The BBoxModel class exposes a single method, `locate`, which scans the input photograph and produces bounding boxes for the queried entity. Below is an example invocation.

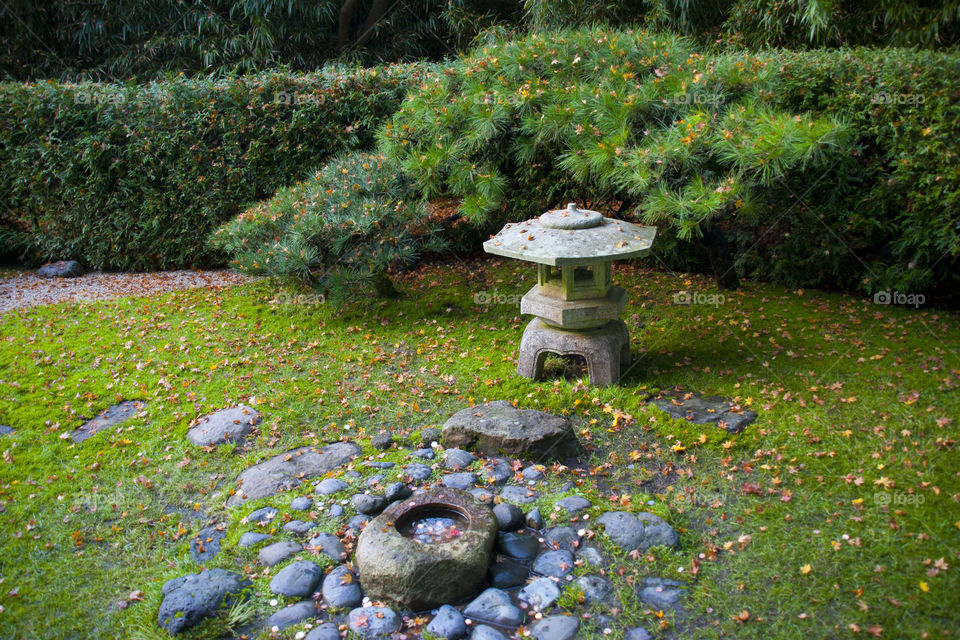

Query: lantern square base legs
[518,317,631,386]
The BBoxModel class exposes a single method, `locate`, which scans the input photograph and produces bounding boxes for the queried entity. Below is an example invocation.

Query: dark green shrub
[211,151,448,300]
[0,64,432,270]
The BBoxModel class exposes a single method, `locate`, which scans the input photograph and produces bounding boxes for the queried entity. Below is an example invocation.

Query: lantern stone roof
[483,203,657,267]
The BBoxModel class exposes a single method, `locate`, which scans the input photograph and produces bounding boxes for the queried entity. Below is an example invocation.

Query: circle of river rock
[150,400,730,640]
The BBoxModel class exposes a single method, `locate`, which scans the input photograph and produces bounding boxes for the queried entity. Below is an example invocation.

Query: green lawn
[0,259,957,639]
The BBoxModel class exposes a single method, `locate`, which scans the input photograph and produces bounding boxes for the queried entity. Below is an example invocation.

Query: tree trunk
[703,221,740,290]
[356,0,391,46]
[337,0,391,50]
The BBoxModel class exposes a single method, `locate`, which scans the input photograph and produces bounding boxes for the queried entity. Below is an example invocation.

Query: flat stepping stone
[269,560,324,598]
[348,605,400,637]
[351,493,386,515]
[290,496,313,511]
[305,623,340,640]
[651,392,757,434]
[328,504,345,517]
[471,626,508,640]
[38,260,84,278]
[426,604,466,639]
[463,588,524,627]
[227,442,360,506]
[345,515,369,532]
[543,526,580,552]
[307,532,346,561]
[576,544,608,568]
[238,532,272,548]
[529,614,579,640]
[500,485,538,504]
[596,511,678,551]
[444,448,477,469]
[442,472,478,490]
[283,520,316,535]
[72,400,144,443]
[533,549,574,579]
[482,459,512,485]
[364,460,395,469]
[518,577,560,611]
[411,448,435,459]
[497,531,540,560]
[639,577,687,610]
[189,526,225,563]
[263,600,318,630]
[370,432,394,450]
[404,463,433,481]
[522,465,545,481]
[186,405,259,446]
[575,575,614,604]
[158,569,250,634]
[315,478,350,495]
[442,400,581,461]
[246,506,278,523]
[384,481,412,502]
[488,557,528,588]
[366,474,385,486]
[555,495,592,515]
[322,565,363,608]
[259,541,302,566]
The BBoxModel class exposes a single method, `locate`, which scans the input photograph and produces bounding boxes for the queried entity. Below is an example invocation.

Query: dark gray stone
[533,550,574,579]
[420,427,442,445]
[471,626,508,640]
[651,393,757,434]
[322,565,363,609]
[493,502,523,532]
[315,478,350,495]
[157,569,250,634]
[575,575,613,604]
[366,474,385,486]
[463,588,523,627]
[228,442,361,506]
[444,448,477,469]
[0,426,13,437]
[525,507,545,529]
[347,606,400,637]
[345,515,369,532]
[38,260,84,278]
[411,447,435,460]
[499,485,538,505]
[72,400,144,443]
[259,541,302,566]
[482,459,512,485]
[469,487,495,503]
[555,495,592,515]
[442,472,478,490]
[189,526,225,564]
[518,577,560,611]
[351,493,386,515]
[529,614,579,640]
[522,465,545,481]
[497,531,540,560]
[488,557,528,588]
[269,560,324,598]
[283,520,316,535]
[307,532,346,562]
[384,481,412,502]
[543,526,579,552]
[596,511,678,551]
[576,544,608,568]
[263,600,318,630]
[426,604,467,639]
[239,532,272,548]
[639,577,687,610]
[328,504,345,517]
[305,623,340,640]
[442,401,581,461]
[247,506,278,524]
[365,461,395,469]
[371,431,394,450]
[404,463,433,481]
[290,496,313,511]
[186,405,259,447]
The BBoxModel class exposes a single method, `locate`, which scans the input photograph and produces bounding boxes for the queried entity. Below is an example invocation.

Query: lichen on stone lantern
[483,203,656,385]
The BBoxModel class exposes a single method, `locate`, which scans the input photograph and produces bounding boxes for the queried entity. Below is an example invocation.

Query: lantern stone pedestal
[518,317,630,385]
[483,203,656,387]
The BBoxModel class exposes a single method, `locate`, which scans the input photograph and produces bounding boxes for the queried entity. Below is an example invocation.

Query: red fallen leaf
[690,557,700,576]
[733,610,750,623]
[867,626,884,637]
[742,483,763,495]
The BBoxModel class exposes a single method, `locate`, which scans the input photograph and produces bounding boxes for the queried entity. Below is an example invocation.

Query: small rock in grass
[525,507,545,529]
[500,485,538,504]
[420,427,442,445]
[259,541,302,567]
[404,463,433,481]
[575,574,614,604]
[315,478,349,495]
[290,496,313,511]
[469,487,495,503]
[518,577,560,611]
[347,605,400,637]
[322,565,363,609]
[443,448,477,470]
[555,495,592,515]
[307,532,346,561]
[263,600,317,630]
[441,472,478,490]
[157,569,250,634]
[463,588,523,627]
[365,460,394,469]
[345,515,369,532]
[186,405,259,447]
[238,532,272,548]
[246,506,278,523]
[625,629,653,640]
[576,544,608,568]
[37,260,84,278]
[639,577,687,610]
[522,465,545,481]
[366,474,385,486]
[411,448,435,459]
[596,511,678,551]
[351,493,387,515]
[482,458,512,485]
[532,549,574,579]
[425,604,466,639]
[529,614,579,640]
[189,526,225,563]
[493,502,523,532]
[305,622,340,640]
[384,481,412,502]
[543,526,579,552]
[283,519,316,535]
[269,560,324,598]
[0,426,14,436]
[470,625,508,640]
[371,431,394,450]
[328,504,345,517]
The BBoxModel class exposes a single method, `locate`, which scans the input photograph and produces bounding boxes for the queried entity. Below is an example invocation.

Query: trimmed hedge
[0,64,432,270]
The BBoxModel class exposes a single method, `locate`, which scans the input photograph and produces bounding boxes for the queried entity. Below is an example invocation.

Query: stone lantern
[483,203,656,385]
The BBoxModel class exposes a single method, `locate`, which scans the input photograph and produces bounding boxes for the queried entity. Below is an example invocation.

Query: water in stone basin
[406,517,463,544]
